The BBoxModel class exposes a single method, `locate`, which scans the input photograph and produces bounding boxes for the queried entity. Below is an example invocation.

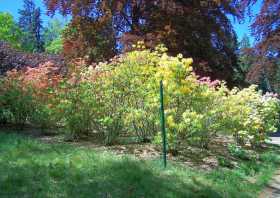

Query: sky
[0,0,261,45]
[0,0,69,25]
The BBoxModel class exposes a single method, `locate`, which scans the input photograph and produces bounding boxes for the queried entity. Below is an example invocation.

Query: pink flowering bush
[0,62,62,128]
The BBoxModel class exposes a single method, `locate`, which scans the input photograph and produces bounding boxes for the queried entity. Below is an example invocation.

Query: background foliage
[0,12,23,49]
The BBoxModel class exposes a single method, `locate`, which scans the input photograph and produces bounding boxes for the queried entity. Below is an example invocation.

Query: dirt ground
[1,126,241,171]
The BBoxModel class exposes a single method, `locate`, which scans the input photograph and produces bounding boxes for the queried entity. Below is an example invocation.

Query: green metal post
[160,80,167,168]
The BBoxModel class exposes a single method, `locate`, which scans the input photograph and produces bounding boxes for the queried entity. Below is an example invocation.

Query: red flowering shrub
[0,70,35,126]
[0,61,62,128]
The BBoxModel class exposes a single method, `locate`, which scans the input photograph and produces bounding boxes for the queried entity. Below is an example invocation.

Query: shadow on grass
[0,133,223,198]
[0,132,277,198]
[0,158,221,198]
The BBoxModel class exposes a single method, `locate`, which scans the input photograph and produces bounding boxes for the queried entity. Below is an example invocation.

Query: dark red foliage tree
[44,0,242,84]
[238,0,280,91]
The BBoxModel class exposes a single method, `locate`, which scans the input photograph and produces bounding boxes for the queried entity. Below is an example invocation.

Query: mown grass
[0,131,280,198]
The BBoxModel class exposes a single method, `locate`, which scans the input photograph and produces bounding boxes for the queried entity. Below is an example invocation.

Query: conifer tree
[18,0,44,52]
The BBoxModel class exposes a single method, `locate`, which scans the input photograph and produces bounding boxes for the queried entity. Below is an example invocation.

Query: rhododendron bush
[0,44,279,149]
[0,62,62,128]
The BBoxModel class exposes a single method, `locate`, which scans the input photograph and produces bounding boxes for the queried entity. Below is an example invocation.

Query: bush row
[0,41,65,75]
[0,44,279,150]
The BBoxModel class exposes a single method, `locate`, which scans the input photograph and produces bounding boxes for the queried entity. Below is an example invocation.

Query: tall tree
[18,0,44,52]
[0,12,23,49]
[44,0,241,85]
[235,34,254,82]
[251,0,280,57]
[237,0,280,91]
[239,34,251,50]
[238,0,280,56]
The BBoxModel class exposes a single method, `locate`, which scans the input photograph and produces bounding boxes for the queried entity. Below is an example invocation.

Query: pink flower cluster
[4,61,62,101]
[197,77,221,88]
[263,92,279,99]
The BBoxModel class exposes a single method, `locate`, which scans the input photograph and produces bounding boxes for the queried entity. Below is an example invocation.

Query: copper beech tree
[44,0,246,85]
[236,0,280,91]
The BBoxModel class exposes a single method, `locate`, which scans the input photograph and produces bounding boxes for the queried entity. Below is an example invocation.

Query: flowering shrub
[0,70,36,127]
[65,48,160,143]
[100,49,160,142]
[55,80,100,139]
[220,86,280,146]
[0,62,62,128]
[0,43,279,150]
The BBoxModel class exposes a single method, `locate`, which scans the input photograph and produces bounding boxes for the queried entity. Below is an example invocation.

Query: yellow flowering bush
[96,47,161,142]
[76,43,198,144]
[220,86,280,146]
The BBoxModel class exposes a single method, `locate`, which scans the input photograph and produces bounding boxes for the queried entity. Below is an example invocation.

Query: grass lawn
[0,131,280,198]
